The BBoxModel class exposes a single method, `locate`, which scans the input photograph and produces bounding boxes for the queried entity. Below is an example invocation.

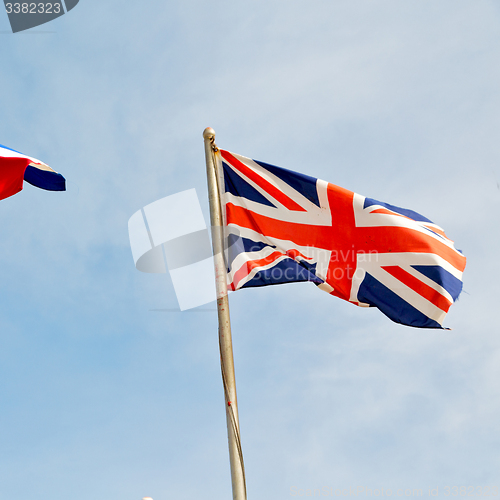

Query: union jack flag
[216,149,466,329]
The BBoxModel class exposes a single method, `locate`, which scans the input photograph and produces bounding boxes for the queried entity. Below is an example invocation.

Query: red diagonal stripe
[382,266,452,313]
[232,250,285,288]
[220,150,306,212]
[371,208,411,218]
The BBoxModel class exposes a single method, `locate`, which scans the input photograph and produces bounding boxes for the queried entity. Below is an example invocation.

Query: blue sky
[0,1,499,499]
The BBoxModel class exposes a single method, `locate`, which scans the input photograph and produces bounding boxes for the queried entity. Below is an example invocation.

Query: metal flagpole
[203,127,247,500]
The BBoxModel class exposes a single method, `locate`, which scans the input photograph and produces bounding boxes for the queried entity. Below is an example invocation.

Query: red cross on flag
[217,149,466,329]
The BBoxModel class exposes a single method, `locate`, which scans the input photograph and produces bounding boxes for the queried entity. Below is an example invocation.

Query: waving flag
[217,149,466,329]
[0,144,66,201]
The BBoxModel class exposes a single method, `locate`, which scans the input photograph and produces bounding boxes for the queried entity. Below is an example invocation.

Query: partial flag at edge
[0,143,66,201]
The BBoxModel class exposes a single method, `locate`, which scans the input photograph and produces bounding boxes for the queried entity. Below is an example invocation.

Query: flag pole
[203,127,247,500]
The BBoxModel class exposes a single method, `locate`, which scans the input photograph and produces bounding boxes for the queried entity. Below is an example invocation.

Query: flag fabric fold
[0,144,66,201]
[216,149,466,329]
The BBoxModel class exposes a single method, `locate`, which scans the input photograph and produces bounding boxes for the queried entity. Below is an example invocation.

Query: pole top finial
[203,127,216,140]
